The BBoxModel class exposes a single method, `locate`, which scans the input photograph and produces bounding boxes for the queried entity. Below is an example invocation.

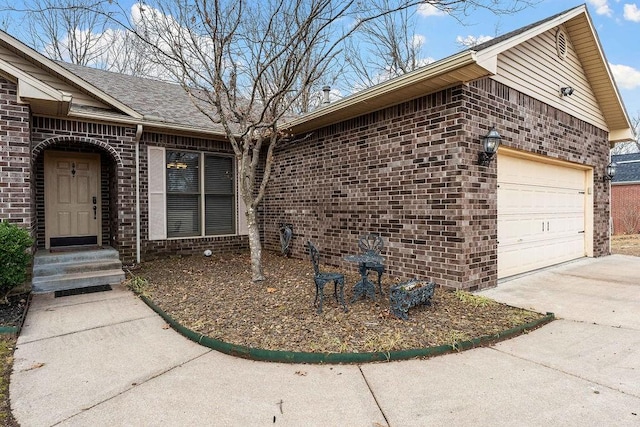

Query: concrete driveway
[10,255,640,426]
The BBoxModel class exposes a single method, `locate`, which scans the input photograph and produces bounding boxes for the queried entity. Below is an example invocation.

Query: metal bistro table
[344,253,385,303]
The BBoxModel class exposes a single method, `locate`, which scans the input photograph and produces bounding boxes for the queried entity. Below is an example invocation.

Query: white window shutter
[237,160,249,235]
[148,146,167,240]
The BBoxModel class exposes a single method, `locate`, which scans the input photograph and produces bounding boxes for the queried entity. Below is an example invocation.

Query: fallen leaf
[24,362,45,372]
[267,287,277,293]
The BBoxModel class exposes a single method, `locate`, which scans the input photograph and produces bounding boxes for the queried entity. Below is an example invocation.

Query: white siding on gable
[492,26,607,131]
[0,45,111,109]
[147,146,167,240]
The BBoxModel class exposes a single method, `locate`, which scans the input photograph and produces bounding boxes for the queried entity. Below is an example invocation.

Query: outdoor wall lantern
[478,126,501,166]
[603,162,617,182]
[560,86,574,96]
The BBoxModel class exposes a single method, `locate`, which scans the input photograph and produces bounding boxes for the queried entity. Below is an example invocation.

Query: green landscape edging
[0,326,18,335]
[0,292,32,336]
[140,295,555,364]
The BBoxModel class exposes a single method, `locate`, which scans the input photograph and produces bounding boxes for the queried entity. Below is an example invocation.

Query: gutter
[68,109,230,140]
[135,124,143,264]
[282,50,479,132]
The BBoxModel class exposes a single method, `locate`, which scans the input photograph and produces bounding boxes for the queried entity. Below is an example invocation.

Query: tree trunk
[245,206,264,282]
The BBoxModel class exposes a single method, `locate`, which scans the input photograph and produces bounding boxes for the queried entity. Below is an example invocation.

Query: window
[166,151,234,238]
[205,156,235,235]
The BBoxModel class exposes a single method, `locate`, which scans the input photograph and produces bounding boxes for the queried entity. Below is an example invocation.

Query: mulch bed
[0,294,29,328]
[133,251,546,354]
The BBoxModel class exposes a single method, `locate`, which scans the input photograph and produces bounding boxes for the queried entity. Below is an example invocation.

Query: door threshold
[49,245,102,253]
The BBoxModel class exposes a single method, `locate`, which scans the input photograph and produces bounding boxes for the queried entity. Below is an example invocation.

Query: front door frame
[44,150,102,249]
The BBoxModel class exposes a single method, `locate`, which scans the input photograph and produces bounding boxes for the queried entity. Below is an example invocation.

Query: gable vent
[556,29,568,60]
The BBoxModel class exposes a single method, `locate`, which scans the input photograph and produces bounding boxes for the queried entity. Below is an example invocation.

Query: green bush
[0,221,33,303]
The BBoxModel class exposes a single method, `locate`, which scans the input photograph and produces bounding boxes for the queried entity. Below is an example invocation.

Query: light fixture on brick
[478,126,501,167]
[603,162,617,182]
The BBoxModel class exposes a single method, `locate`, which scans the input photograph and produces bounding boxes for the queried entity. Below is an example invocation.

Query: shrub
[0,221,33,303]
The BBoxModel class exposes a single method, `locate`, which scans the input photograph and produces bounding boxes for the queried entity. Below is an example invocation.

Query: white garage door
[497,154,588,278]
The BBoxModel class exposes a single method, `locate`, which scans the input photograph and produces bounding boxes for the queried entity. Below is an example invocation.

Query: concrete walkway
[10,255,640,426]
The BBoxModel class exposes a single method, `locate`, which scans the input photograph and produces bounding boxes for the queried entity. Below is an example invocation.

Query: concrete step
[31,247,126,294]
[31,269,126,294]
[32,259,124,277]
[34,248,121,266]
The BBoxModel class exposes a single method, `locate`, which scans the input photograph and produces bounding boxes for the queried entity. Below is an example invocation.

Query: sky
[1,1,639,121]
[412,0,640,119]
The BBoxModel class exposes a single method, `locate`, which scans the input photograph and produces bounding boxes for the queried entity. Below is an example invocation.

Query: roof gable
[0,31,141,119]
[0,29,227,136]
[0,5,631,143]
[287,5,632,143]
[474,5,631,143]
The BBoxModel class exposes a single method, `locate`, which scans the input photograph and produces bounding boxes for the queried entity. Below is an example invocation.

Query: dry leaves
[136,251,545,354]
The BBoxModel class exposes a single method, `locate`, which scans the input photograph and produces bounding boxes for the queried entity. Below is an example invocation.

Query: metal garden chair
[307,240,348,314]
[358,233,386,295]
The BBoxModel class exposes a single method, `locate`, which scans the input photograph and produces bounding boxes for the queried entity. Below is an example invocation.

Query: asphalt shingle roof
[612,153,640,183]
[57,61,224,133]
[472,7,576,52]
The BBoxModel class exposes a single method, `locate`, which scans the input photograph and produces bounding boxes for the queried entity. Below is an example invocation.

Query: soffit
[284,52,491,134]
[286,5,632,143]
[563,14,632,141]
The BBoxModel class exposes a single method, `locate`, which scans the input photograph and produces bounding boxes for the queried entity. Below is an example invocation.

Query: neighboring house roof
[612,153,640,183]
[284,5,632,144]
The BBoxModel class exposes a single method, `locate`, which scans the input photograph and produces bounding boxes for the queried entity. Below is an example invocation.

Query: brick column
[0,78,31,230]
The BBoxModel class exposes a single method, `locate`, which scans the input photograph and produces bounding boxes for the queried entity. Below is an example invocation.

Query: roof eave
[612,181,640,186]
[474,5,587,58]
[68,108,230,140]
[564,8,632,138]
[0,31,143,120]
[284,50,489,134]
[609,128,635,145]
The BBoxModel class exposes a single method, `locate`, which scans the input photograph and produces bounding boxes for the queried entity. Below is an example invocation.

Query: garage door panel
[499,234,585,278]
[498,215,546,243]
[498,154,588,279]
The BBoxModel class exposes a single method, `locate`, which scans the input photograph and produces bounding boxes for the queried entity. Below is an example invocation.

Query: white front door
[44,151,101,249]
[497,153,588,278]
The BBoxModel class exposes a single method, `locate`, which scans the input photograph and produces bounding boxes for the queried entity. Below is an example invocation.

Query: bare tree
[121,0,537,282]
[1,0,159,77]
[4,0,538,281]
[15,0,113,65]
[343,0,425,89]
[99,29,162,78]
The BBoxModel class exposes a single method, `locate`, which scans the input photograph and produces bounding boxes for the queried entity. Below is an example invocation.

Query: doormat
[54,285,112,298]
[49,245,101,253]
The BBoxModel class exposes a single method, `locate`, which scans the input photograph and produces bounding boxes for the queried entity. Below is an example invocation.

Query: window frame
[165,149,236,239]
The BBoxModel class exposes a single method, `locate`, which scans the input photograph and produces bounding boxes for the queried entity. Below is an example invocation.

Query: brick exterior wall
[263,78,610,290]
[30,120,249,263]
[1,75,611,278]
[138,133,248,260]
[31,117,138,262]
[611,183,640,235]
[0,78,31,232]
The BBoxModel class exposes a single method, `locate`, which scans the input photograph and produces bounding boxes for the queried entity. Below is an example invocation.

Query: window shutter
[147,146,166,240]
